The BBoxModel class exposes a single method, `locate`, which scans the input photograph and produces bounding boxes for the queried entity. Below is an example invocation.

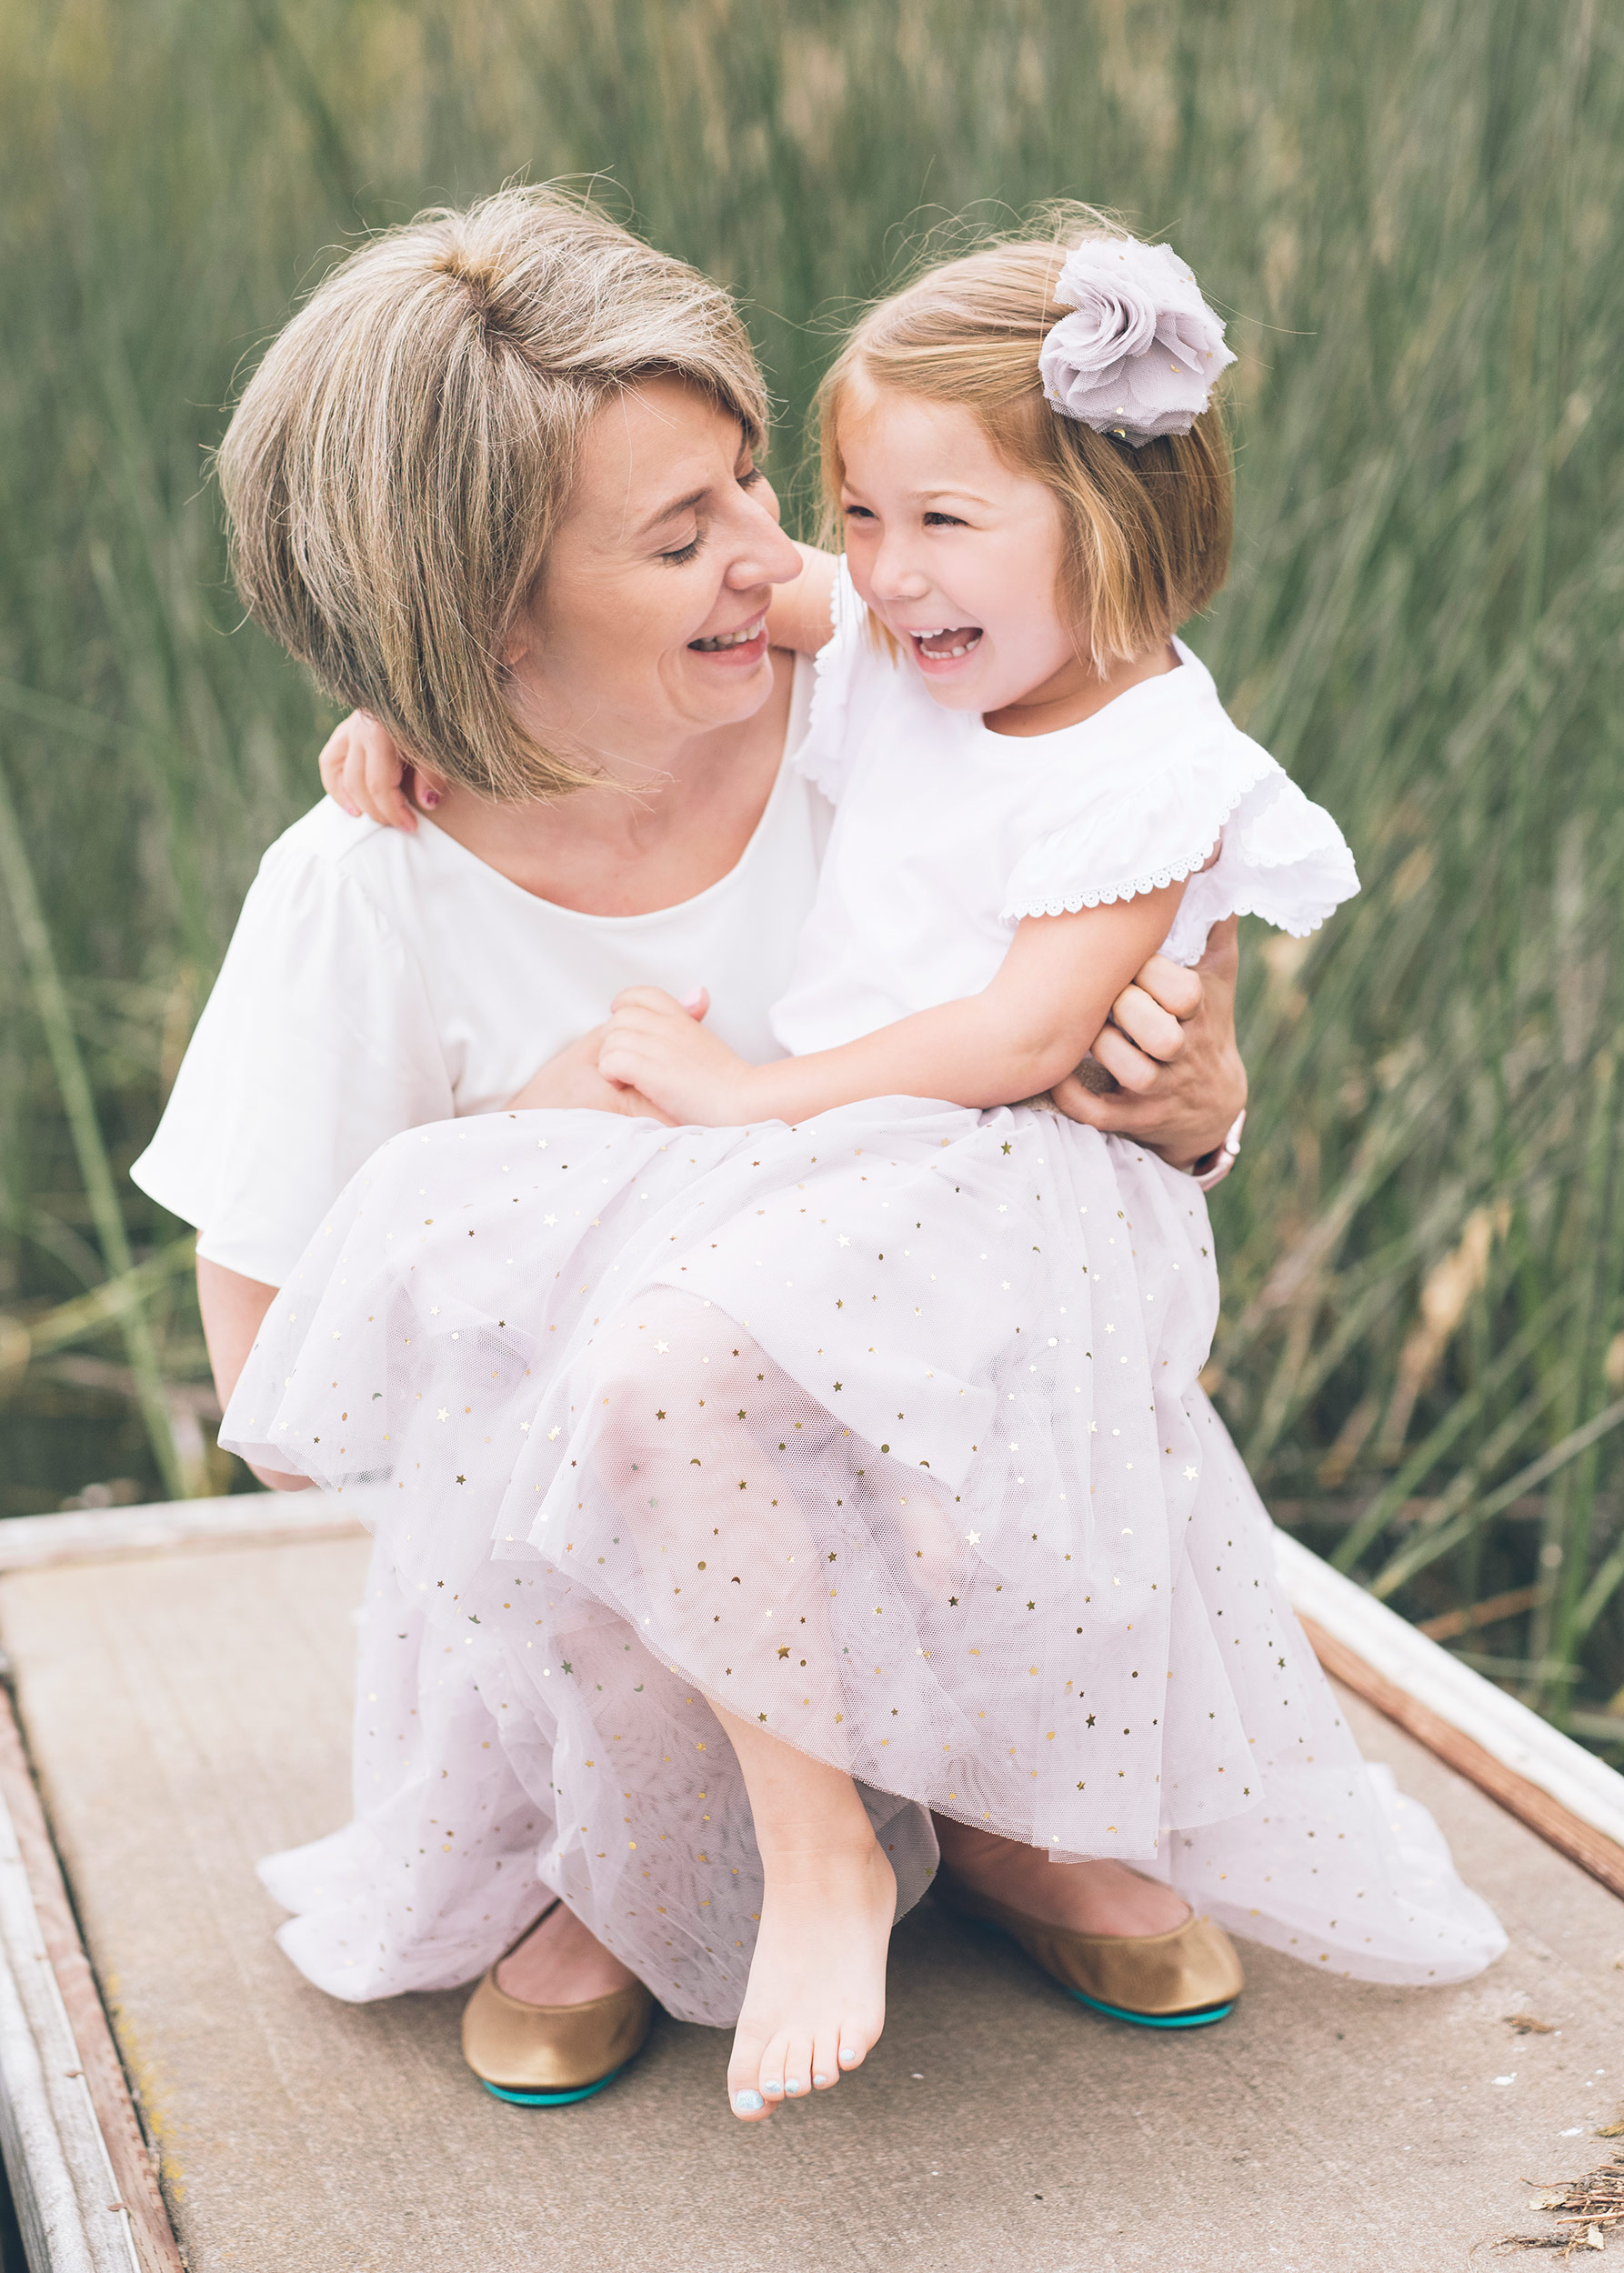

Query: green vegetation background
[2,0,1621,1746]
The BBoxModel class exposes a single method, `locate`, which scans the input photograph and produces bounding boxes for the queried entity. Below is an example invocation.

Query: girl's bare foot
[727,1837,896,2122]
[933,1819,1189,1938]
[496,1898,639,2006]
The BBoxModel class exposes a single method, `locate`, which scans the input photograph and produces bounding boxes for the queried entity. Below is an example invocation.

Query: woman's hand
[1050,917,1247,1171]
[504,1022,673,1119]
[597,986,752,1126]
[318,711,443,832]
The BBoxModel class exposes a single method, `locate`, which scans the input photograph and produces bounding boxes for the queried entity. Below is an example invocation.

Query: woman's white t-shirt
[133,660,825,1286]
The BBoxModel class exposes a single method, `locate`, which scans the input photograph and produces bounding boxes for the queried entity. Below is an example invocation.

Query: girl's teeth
[916,627,981,659]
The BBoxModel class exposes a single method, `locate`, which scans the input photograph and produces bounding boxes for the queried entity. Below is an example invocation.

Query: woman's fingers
[1049,1067,1138,1131]
[1108,980,1189,1065]
[1126,953,1203,1025]
[1090,1019,1165,1094]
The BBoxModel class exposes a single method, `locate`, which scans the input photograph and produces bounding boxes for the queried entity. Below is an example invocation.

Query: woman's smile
[689,610,769,661]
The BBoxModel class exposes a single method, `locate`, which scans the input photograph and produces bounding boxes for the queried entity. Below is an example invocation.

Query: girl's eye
[843,503,877,522]
[923,510,966,528]
[660,532,703,565]
[737,465,766,489]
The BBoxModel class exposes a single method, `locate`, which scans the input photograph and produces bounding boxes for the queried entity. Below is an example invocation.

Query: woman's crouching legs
[712,1702,896,2121]
[931,1816,1188,1936]
[495,1900,639,2005]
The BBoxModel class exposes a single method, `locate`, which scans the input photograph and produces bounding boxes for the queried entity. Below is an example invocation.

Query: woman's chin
[678,642,777,718]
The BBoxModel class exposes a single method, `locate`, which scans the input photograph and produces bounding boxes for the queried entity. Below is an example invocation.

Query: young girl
[226,223,1503,2121]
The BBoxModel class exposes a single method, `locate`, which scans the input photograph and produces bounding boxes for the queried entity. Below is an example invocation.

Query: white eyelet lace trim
[999,746,1278,924]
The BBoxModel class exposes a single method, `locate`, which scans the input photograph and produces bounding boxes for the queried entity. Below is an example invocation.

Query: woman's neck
[421,650,796,917]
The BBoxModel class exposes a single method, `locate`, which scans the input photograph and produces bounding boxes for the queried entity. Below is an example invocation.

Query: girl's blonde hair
[217,185,768,802]
[817,212,1233,667]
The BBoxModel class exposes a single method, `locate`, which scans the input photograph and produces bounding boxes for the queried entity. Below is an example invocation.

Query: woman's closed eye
[922,509,967,528]
[661,467,767,563]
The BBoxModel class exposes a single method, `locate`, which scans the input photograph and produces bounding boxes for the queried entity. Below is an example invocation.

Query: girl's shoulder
[791,556,923,803]
[1001,646,1358,951]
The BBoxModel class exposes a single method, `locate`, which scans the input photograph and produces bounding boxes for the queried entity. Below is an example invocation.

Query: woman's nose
[726,495,806,591]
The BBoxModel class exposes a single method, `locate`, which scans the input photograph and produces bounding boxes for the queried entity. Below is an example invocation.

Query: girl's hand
[1051,917,1247,1170]
[502,1024,670,1120]
[318,711,442,832]
[598,986,754,1126]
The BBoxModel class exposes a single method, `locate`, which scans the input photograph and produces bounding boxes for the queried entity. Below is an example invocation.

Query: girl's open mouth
[689,614,767,658]
[908,625,984,669]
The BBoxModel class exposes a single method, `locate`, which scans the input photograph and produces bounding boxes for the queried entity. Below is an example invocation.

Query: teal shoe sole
[1069,1989,1235,2029]
[957,1911,1236,2030]
[480,2066,625,2107]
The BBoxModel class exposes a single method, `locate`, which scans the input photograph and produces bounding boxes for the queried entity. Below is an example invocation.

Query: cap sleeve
[790,556,898,804]
[130,822,452,1284]
[1161,766,1359,965]
[999,730,1358,964]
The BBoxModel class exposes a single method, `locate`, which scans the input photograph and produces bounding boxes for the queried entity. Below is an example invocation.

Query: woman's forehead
[573,379,751,532]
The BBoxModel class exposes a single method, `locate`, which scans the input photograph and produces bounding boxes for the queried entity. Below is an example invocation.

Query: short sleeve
[999,729,1358,965]
[790,556,899,804]
[130,828,452,1285]
[1161,766,1360,965]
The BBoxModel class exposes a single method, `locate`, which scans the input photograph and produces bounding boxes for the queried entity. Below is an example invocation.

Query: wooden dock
[0,1498,1619,2272]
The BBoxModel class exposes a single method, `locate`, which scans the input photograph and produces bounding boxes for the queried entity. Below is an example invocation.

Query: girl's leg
[932,1817,1188,1935]
[712,1701,896,2123]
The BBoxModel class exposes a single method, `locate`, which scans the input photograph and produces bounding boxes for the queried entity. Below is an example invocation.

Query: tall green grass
[1,0,1620,1745]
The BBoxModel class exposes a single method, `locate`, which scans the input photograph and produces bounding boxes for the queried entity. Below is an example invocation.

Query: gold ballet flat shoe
[462,1905,655,2105]
[937,1870,1243,2029]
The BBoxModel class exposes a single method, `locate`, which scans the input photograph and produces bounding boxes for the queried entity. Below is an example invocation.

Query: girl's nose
[871,542,930,604]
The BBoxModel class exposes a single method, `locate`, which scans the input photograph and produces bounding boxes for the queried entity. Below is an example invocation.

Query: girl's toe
[780,2034,815,2099]
[811,2025,842,2088]
[757,2029,793,2102]
[728,2026,774,2119]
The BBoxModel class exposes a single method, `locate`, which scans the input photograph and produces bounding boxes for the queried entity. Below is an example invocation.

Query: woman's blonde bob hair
[216,185,768,801]
[817,211,1233,667]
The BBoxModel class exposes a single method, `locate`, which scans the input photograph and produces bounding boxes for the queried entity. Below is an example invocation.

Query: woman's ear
[408,766,448,813]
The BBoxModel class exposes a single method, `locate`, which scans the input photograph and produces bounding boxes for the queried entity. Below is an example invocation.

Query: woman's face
[509,375,803,767]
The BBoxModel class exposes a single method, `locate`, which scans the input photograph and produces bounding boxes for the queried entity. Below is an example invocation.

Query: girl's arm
[317,545,838,828]
[596,883,1187,1126]
[766,545,838,657]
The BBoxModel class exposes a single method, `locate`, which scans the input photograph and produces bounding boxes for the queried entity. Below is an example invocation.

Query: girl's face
[837,381,1088,717]
[510,375,803,766]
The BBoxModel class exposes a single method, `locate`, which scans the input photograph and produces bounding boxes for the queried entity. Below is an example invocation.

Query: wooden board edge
[1298,1611,1624,1903]
[0,1691,185,2273]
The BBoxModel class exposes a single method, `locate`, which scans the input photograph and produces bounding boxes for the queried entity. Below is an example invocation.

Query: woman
[134,186,1251,2100]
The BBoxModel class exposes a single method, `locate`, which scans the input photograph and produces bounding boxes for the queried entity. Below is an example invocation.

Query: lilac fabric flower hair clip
[1038,237,1237,446]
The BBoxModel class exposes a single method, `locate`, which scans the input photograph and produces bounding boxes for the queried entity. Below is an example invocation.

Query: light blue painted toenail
[785,2080,801,2094]
[762,2080,784,2098]
[813,2073,830,2087]
[734,2090,764,2112]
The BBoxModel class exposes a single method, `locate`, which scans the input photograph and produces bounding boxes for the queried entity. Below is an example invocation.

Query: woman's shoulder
[251,797,456,935]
